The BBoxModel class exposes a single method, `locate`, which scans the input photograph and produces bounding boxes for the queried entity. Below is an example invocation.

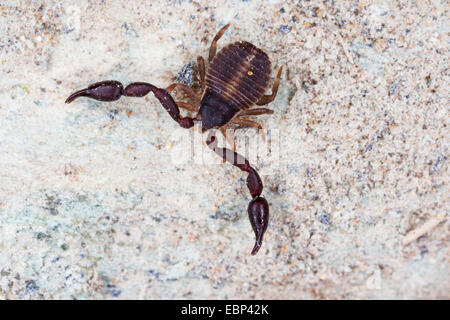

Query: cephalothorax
[66,24,282,255]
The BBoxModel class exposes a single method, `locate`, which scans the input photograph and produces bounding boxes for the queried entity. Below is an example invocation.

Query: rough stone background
[0,0,448,299]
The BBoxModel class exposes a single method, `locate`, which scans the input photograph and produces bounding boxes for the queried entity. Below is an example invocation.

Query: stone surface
[0,0,448,299]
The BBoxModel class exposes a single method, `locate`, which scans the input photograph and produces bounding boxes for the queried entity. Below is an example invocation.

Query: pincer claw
[65,80,123,103]
[248,196,269,255]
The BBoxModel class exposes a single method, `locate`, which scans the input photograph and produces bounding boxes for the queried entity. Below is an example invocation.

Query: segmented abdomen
[205,41,271,110]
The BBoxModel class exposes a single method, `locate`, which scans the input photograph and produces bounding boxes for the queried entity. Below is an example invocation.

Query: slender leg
[238,108,274,117]
[65,80,196,128]
[197,56,206,91]
[256,66,283,106]
[166,83,201,101]
[206,131,269,255]
[209,23,230,62]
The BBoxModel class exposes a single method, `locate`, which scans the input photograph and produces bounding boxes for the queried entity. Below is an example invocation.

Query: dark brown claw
[248,196,269,255]
[65,81,195,129]
[206,133,269,255]
[65,80,123,103]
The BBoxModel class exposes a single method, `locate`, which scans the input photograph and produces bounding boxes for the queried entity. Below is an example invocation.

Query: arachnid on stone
[65,24,283,255]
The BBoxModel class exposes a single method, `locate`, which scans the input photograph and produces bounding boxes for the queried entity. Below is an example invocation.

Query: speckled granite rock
[0,0,448,299]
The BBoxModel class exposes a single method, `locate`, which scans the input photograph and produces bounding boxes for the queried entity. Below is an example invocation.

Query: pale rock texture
[0,0,448,299]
